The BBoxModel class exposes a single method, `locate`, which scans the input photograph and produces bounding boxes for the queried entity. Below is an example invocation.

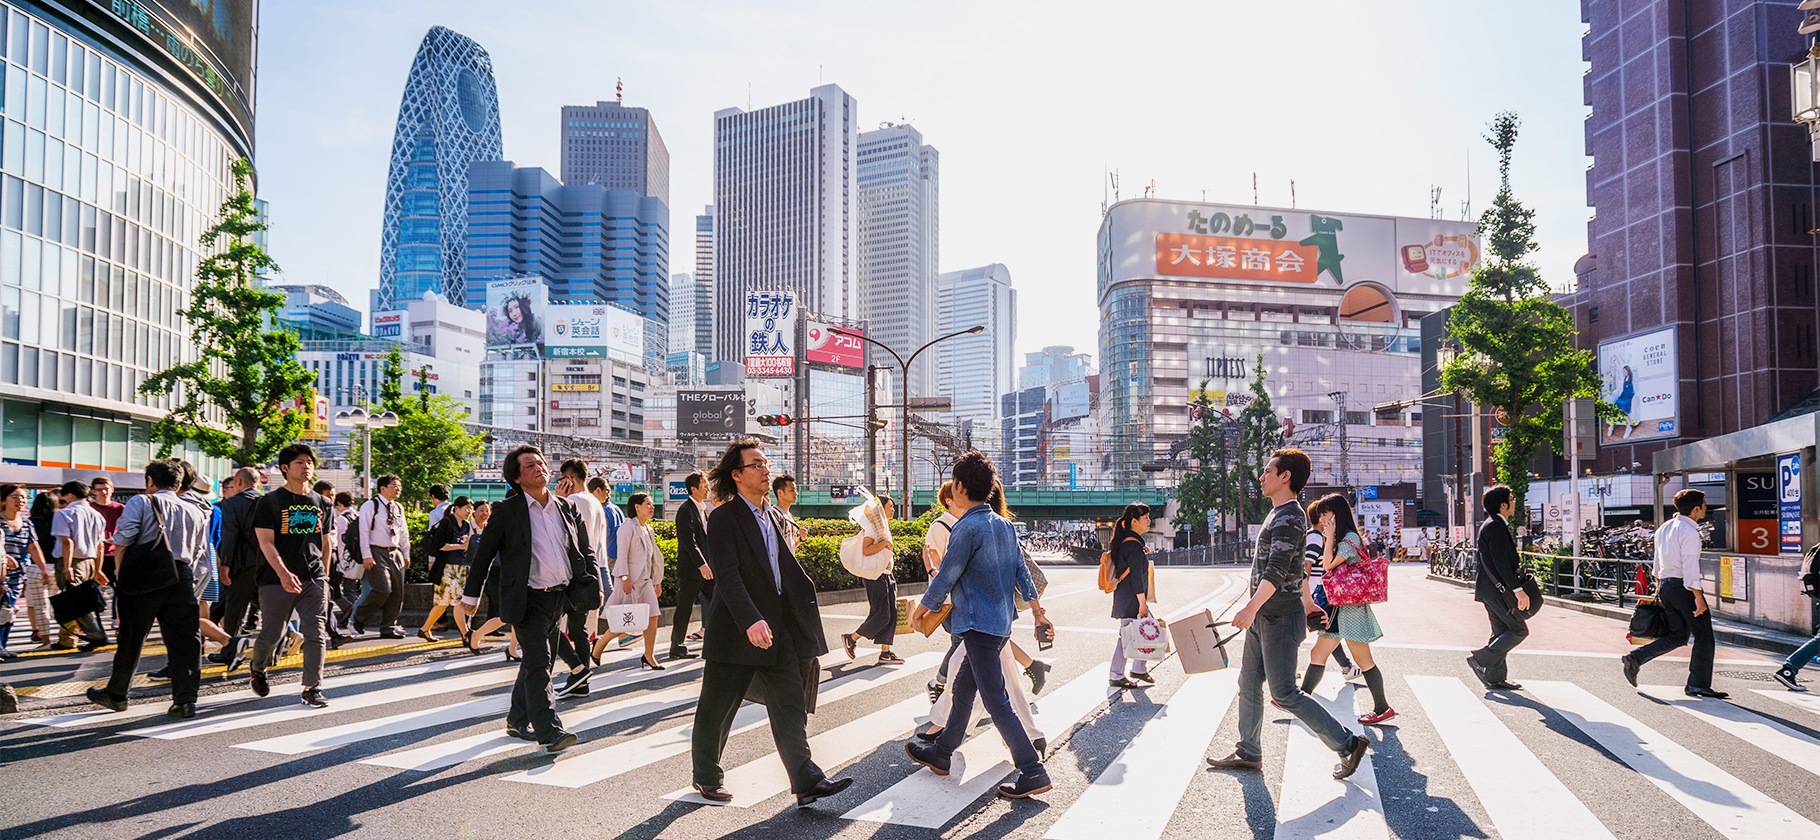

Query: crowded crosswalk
[10,568,1818,839]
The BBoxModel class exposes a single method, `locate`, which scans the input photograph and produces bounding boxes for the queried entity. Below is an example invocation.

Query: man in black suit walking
[461,444,601,754]
[1468,484,1529,690]
[689,439,852,808]
[668,471,713,661]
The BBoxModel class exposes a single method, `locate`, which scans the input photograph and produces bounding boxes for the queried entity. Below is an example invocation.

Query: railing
[1152,539,1252,566]
[1520,550,1655,607]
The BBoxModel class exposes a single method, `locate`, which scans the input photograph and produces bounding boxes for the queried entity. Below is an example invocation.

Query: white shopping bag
[603,603,653,634]
[1120,616,1170,661]
[1169,609,1236,673]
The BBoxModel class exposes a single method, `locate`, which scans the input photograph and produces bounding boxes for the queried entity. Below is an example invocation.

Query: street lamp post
[334,407,400,494]
[833,325,984,520]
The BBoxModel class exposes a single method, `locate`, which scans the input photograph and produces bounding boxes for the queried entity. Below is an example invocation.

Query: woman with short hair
[604,492,666,670]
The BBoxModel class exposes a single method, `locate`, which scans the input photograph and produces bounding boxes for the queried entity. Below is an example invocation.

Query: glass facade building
[559,100,668,207]
[936,264,1016,458]
[1,1,256,486]
[855,123,937,397]
[376,26,502,312]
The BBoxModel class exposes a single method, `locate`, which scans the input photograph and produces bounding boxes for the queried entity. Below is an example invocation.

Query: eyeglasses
[736,459,772,472]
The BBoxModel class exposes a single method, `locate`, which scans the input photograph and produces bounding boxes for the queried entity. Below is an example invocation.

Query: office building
[376,26,503,312]
[0,0,259,485]
[856,123,938,397]
[998,348,1097,489]
[559,99,669,206]
[465,160,669,369]
[712,85,855,363]
[693,207,713,357]
[480,355,650,440]
[1097,198,1470,487]
[274,285,362,334]
[936,264,1017,456]
[669,272,695,353]
[1567,0,1820,474]
[1019,345,1093,390]
[666,350,704,386]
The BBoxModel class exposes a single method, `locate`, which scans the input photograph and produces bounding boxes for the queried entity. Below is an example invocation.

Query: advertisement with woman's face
[485,277,547,356]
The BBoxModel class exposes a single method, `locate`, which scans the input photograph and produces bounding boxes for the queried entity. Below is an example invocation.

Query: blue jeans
[1236,611,1356,762]
[933,630,1044,778]
[1785,630,1820,675]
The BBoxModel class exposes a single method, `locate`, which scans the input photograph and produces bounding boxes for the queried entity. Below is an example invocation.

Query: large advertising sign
[545,304,642,364]
[1103,201,1480,301]
[1779,452,1803,555]
[805,320,864,369]
[371,310,407,339]
[677,390,746,440]
[1598,326,1678,446]
[1053,380,1091,421]
[744,291,797,377]
[485,277,547,356]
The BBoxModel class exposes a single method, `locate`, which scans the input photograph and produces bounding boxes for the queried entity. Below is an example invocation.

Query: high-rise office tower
[559,98,669,206]
[694,207,714,357]
[712,85,855,363]
[669,272,696,353]
[937,264,1017,453]
[856,124,938,398]
[377,26,504,311]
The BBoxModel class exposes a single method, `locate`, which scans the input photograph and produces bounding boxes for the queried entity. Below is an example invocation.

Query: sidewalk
[1422,569,1808,657]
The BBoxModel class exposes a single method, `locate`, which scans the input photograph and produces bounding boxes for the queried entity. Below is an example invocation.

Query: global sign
[677,390,747,440]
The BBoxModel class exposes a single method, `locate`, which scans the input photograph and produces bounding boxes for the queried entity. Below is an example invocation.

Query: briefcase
[1627,597,1669,645]
[50,580,106,626]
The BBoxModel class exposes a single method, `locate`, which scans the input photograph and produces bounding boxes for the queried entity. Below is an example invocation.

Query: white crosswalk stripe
[1641,685,1820,777]
[1275,681,1385,840]
[1406,675,1616,840]
[1525,680,1820,839]
[1044,669,1239,840]
[1755,687,1820,721]
[129,666,517,740]
[500,650,942,789]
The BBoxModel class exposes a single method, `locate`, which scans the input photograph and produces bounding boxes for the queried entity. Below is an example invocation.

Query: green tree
[1235,351,1286,524]
[1172,382,1242,542]
[1441,113,1605,524]
[355,346,485,508]
[140,158,313,467]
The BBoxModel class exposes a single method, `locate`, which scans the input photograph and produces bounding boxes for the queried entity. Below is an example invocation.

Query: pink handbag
[1324,535,1388,606]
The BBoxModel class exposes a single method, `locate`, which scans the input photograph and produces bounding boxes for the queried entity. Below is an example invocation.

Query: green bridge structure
[452,482,1174,522]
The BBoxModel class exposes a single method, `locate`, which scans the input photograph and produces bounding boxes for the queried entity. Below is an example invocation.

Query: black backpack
[1803,543,1820,599]
[341,509,364,564]
[117,501,181,595]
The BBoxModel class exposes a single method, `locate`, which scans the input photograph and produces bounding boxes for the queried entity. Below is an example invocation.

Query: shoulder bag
[1325,535,1389,606]
[1477,537,1543,619]
[116,500,181,595]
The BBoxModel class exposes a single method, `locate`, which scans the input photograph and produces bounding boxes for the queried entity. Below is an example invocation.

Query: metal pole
[1453,390,1465,538]
[1568,396,1583,575]
[363,425,371,498]
[866,364,879,495]
[901,370,911,519]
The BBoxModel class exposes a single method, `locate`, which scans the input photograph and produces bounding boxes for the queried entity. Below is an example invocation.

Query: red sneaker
[1357,707,1397,725]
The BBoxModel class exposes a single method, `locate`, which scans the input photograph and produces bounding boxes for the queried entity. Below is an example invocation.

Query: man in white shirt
[426,484,451,530]
[351,475,410,638]
[553,460,608,697]
[1621,488,1724,698]
[51,480,110,648]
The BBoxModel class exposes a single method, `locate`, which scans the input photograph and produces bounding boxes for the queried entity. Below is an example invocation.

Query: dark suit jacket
[702,496,828,667]
[676,497,711,588]
[462,490,601,625]
[216,490,263,572]
[1474,515,1521,605]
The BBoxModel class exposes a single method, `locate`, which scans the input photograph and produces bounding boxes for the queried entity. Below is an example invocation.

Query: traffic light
[755,414,793,427]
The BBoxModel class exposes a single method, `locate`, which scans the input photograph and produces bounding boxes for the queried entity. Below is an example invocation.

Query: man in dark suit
[668,470,713,660]
[461,444,600,754]
[689,440,851,808]
[215,467,264,636]
[1469,484,1529,690]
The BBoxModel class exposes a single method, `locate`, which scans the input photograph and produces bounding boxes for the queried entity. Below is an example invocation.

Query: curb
[2,580,929,719]
[1424,573,1805,657]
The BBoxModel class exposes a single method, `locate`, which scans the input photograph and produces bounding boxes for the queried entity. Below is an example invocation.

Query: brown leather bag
[910,603,954,637]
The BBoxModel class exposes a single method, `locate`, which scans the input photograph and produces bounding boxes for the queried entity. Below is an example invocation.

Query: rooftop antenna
[1430,185,1442,219]
[1460,150,1472,222]
[747,82,752,110]
[1110,170,1120,204]
[1253,173,1258,205]
[616,77,623,104]
[1291,179,1296,209]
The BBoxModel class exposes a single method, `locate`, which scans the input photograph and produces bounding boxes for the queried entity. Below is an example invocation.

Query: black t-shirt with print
[252,487,332,585]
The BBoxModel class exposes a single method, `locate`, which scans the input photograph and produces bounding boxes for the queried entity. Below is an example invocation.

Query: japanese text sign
[744,291,797,377]
[1155,233,1320,283]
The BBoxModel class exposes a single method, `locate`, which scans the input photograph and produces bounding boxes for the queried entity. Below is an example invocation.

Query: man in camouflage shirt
[1207,448,1369,780]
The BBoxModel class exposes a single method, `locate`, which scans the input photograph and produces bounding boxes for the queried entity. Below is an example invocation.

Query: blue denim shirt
[919,504,1036,637]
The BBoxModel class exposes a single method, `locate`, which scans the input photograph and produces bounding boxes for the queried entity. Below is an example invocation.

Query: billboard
[545,304,642,364]
[1598,326,1678,446]
[744,291,797,377]
[805,320,864,369]
[677,390,747,440]
[1102,201,1480,301]
[485,277,547,356]
[371,310,407,339]
[89,0,258,147]
[1053,380,1090,421]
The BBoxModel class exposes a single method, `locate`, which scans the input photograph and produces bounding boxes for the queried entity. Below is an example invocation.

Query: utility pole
[1453,390,1466,536]
[1329,390,1351,492]
[865,364,880,494]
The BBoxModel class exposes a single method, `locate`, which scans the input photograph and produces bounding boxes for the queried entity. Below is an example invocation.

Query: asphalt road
[4,565,1816,840]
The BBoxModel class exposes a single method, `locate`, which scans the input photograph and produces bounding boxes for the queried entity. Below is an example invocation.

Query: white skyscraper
[937,264,1017,454]
[856,124,938,398]
[694,206,714,358]
[713,85,856,363]
[669,272,696,353]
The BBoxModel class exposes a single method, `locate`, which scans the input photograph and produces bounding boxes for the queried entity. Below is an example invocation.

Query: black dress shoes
[693,783,733,803]
[1621,655,1640,688]
[1487,680,1523,691]
[504,725,537,741]
[669,648,699,660]
[795,776,853,807]
[167,702,196,719]
[1685,686,1730,699]
[1465,654,1491,688]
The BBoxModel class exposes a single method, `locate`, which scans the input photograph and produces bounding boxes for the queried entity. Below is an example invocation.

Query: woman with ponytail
[1301,494,1395,724]
[1107,502,1153,689]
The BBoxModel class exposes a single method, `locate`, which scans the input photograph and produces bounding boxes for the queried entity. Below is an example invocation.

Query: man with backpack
[215,467,265,636]
[1773,544,1820,691]
[351,475,410,638]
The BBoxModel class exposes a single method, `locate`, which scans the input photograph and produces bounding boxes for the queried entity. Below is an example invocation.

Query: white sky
[254,0,1590,361]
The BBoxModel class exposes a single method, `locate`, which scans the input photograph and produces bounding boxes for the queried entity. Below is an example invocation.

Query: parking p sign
[1778,452,1802,554]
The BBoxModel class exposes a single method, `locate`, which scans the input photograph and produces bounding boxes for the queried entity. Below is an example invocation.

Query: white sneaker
[1341,664,1364,681]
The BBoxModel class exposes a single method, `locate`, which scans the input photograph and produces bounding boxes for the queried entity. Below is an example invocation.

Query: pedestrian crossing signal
[756,414,792,427]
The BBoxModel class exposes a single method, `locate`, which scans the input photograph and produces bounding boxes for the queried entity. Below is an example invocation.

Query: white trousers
[931,638,1043,740]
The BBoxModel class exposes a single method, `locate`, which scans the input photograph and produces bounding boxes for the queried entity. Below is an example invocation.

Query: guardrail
[1150,543,1253,566]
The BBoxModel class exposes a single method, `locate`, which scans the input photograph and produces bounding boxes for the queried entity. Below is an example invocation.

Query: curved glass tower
[377,26,502,311]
